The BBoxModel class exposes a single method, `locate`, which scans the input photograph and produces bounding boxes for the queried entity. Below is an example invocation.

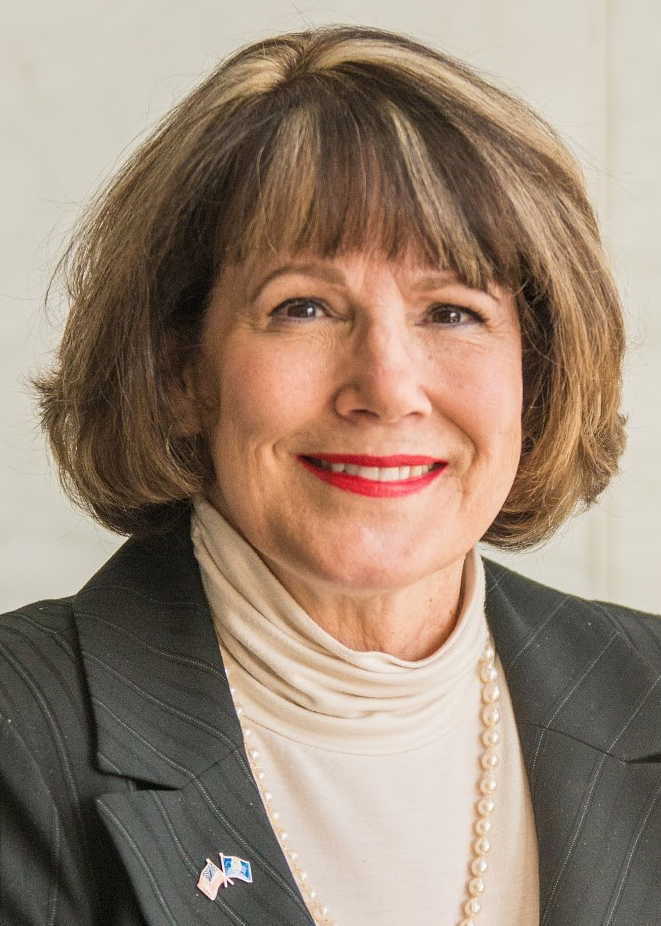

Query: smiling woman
[183,255,523,656]
[1,23,659,926]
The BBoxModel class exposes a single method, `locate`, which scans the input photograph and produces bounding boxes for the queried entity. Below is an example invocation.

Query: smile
[298,454,447,497]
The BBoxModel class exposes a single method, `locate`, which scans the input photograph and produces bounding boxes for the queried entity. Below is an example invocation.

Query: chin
[300,546,445,596]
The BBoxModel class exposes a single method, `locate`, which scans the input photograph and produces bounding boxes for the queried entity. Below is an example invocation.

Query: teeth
[310,459,437,482]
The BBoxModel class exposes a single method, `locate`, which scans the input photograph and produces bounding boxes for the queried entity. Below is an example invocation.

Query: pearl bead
[481,750,498,770]
[465,897,481,916]
[482,682,501,704]
[480,664,497,683]
[320,906,330,916]
[299,870,308,882]
[471,857,488,876]
[229,686,236,695]
[264,791,273,802]
[482,705,500,726]
[479,774,497,794]
[249,749,261,761]
[279,831,289,843]
[236,705,244,717]
[477,798,495,816]
[469,877,485,895]
[459,920,476,926]
[474,836,490,855]
[480,643,495,663]
[475,818,491,835]
[271,811,280,821]
[309,890,317,901]
[257,770,266,782]
[243,727,252,738]
[482,728,500,748]
[288,851,299,862]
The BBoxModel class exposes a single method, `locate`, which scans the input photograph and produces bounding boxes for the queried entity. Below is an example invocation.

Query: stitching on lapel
[85,650,236,748]
[79,584,211,615]
[92,696,197,781]
[78,613,230,681]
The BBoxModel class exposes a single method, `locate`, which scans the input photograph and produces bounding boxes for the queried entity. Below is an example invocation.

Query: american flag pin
[197,854,253,900]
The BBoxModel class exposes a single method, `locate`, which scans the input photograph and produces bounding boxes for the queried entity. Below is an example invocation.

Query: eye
[269,298,328,320]
[428,304,483,325]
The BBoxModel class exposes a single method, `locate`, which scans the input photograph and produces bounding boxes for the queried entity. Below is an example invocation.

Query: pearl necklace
[228,636,501,926]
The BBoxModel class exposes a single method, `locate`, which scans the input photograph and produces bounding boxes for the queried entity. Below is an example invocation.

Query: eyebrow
[248,262,469,302]
[249,264,346,301]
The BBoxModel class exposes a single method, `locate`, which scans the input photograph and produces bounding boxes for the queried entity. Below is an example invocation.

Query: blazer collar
[72,518,661,925]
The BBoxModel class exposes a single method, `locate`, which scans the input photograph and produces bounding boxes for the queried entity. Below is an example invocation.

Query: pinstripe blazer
[1,514,661,926]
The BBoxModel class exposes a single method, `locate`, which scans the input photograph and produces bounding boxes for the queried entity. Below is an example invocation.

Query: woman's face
[191,251,522,596]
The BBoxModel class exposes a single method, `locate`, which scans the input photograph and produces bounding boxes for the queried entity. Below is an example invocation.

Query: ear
[165,330,205,437]
[170,360,204,437]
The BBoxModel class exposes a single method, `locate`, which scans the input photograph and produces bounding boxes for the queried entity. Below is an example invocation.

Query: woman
[1,24,659,926]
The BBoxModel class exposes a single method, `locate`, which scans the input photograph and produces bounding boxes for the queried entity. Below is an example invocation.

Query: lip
[297,454,447,498]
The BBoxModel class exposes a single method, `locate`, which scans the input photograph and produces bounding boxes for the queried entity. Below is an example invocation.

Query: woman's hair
[35,25,626,547]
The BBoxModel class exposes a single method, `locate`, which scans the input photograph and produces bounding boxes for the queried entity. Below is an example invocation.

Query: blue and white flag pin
[220,853,253,884]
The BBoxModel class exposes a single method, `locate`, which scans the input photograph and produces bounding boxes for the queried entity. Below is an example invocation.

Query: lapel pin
[197,853,253,901]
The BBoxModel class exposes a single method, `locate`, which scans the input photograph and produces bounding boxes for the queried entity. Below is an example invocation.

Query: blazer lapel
[484,558,661,926]
[73,516,314,926]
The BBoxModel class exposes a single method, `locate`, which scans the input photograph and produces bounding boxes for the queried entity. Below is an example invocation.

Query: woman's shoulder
[0,595,91,774]
[0,595,80,702]
[483,554,661,658]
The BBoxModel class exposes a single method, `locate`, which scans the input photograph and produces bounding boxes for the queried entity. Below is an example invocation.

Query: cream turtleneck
[192,496,538,925]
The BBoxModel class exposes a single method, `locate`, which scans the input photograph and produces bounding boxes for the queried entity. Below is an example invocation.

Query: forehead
[216,249,496,305]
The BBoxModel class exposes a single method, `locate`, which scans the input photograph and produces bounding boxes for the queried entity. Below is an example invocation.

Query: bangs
[214,76,523,289]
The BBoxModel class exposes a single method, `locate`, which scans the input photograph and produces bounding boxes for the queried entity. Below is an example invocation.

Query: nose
[334,317,433,424]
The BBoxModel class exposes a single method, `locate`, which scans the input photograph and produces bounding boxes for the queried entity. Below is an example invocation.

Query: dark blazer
[1,515,660,926]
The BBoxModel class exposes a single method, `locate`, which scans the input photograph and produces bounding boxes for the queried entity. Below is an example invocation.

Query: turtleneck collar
[191,496,489,755]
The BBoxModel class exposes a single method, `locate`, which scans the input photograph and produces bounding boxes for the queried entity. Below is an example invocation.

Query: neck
[258,554,467,661]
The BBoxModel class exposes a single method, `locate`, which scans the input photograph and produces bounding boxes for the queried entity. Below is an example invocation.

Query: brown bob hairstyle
[35,25,626,547]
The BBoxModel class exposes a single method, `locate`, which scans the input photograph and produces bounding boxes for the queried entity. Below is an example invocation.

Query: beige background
[1,0,659,613]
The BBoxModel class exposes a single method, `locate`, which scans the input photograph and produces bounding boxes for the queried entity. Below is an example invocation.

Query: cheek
[441,350,523,450]
[213,338,330,445]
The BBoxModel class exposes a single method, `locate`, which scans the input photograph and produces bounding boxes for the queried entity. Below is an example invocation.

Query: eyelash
[268,299,486,325]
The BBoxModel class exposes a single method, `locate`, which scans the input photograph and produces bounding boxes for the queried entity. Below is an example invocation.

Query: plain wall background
[1,0,659,613]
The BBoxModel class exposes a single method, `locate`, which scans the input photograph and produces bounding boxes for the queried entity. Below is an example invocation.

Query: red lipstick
[297,454,447,498]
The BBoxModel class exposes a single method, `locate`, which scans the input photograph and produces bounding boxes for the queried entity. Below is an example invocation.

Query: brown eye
[271,299,326,320]
[429,305,480,325]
